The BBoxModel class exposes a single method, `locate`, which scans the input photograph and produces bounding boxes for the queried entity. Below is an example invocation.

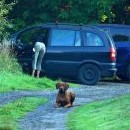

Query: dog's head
[56,82,69,94]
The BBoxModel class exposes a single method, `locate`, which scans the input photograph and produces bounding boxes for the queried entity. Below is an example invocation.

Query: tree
[7,0,119,32]
[112,0,130,24]
[0,0,14,40]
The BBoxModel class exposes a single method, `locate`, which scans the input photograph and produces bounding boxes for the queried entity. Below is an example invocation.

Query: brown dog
[55,82,75,108]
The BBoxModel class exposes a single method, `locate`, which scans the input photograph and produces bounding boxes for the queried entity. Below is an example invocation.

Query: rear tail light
[110,47,116,62]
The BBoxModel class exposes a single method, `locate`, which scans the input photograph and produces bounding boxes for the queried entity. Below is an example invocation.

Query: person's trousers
[32,43,45,70]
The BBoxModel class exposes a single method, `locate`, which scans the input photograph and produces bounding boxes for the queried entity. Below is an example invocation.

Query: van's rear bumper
[101,63,117,77]
[102,68,117,77]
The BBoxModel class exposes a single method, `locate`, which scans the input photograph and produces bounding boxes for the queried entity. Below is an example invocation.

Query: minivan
[10,23,117,85]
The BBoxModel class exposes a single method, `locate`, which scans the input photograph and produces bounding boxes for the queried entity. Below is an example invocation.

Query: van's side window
[51,29,81,46]
[85,32,104,46]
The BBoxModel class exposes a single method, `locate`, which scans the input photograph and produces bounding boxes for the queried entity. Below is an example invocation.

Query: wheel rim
[82,68,96,81]
[79,64,101,85]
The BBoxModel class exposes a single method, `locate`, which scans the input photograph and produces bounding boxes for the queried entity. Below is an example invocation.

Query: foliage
[67,94,130,130]
[112,0,130,24]
[0,0,14,40]
[2,0,130,35]
[6,0,119,32]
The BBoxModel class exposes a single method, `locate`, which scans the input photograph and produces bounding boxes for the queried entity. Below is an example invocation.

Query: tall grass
[0,40,22,74]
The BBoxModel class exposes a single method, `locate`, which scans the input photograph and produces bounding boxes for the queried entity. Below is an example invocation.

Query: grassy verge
[67,94,130,130]
[0,71,76,93]
[0,71,57,92]
[0,97,47,130]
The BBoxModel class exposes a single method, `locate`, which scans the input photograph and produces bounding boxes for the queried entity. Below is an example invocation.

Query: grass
[0,97,47,130]
[67,94,130,130]
[0,71,76,93]
[0,71,57,92]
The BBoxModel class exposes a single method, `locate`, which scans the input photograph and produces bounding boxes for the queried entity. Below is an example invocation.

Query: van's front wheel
[78,64,101,85]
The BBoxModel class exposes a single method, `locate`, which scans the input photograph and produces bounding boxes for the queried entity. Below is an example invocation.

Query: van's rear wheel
[78,64,101,85]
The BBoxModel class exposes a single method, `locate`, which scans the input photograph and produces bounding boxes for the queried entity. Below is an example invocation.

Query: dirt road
[0,81,130,130]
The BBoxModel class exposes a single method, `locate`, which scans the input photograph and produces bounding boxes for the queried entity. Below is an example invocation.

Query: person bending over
[32,35,46,77]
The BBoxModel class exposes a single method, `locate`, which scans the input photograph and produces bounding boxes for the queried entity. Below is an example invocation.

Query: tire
[78,64,101,85]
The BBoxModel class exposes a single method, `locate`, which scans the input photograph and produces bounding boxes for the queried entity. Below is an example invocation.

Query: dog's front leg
[55,101,61,108]
[64,103,72,108]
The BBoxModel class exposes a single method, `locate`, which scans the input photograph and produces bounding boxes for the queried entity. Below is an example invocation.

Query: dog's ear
[56,83,60,89]
[65,83,69,90]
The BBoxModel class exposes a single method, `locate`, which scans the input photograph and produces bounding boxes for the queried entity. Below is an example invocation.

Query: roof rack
[40,22,103,30]
[19,22,105,32]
